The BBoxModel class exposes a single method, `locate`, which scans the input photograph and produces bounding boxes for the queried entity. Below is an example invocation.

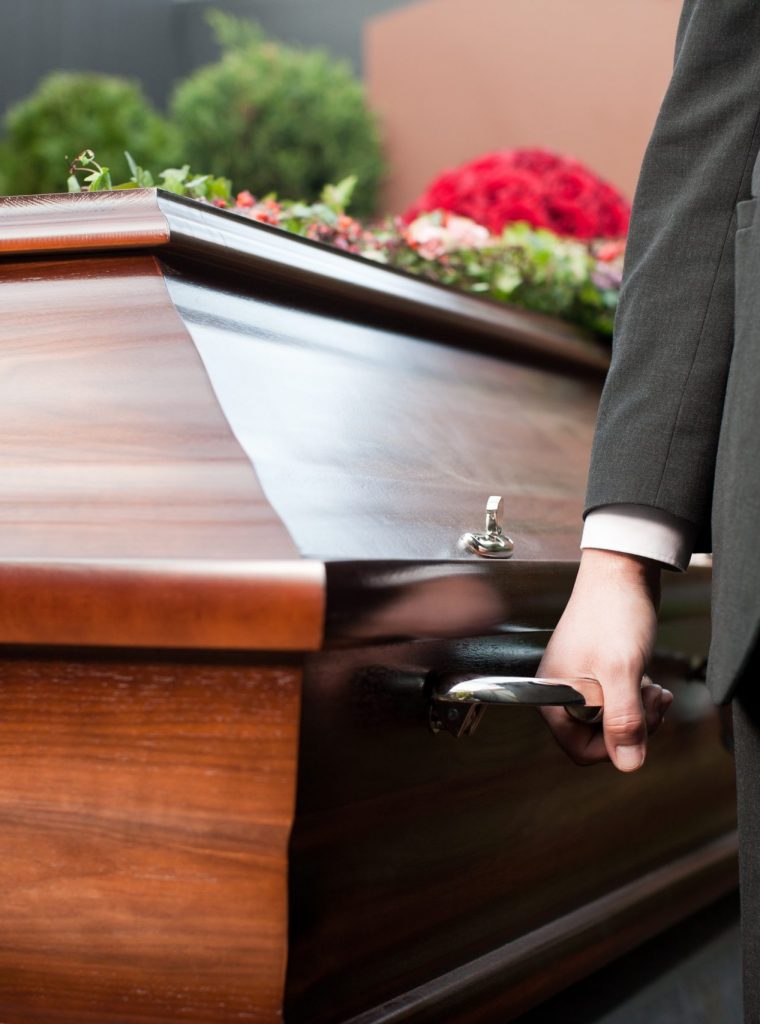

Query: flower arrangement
[66,150,624,339]
[392,212,623,335]
[405,147,630,241]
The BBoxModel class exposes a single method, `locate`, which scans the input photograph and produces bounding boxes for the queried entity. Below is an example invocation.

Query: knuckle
[603,711,645,739]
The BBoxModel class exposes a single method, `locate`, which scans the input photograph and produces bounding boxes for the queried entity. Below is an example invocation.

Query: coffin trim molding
[0,558,326,650]
[0,190,609,374]
[344,831,739,1024]
[0,189,170,253]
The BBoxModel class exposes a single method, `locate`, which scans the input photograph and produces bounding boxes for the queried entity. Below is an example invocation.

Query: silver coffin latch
[460,495,514,558]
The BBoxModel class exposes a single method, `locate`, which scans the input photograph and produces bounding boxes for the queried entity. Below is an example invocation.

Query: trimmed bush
[169,13,385,217]
[0,72,177,196]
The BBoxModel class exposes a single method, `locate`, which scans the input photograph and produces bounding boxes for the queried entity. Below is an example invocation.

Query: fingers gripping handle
[428,673,603,737]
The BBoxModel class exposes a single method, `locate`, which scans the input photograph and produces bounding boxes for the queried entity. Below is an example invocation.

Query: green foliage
[1,71,178,196]
[67,149,233,204]
[169,13,384,218]
[66,147,616,338]
[384,217,618,338]
[206,9,265,51]
[0,142,8,196]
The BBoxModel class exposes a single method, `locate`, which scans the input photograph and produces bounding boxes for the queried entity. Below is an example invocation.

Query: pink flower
[405,213,491,255]
[596,239,626,262]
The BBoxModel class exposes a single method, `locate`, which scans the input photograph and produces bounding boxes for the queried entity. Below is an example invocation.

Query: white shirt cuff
[581,504,697,572]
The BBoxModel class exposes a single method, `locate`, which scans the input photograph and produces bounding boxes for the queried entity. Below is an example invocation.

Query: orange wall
[366,0,682,214]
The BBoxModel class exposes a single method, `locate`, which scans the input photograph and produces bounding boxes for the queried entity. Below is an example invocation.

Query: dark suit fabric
[734,671,760,1020]
[584,0,760,703]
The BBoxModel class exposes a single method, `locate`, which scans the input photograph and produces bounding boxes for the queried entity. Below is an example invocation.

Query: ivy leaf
[184,174,211,199]
[494,265,523,295]
[159,165,191,193]
[85,167,112,191]
[123,151,154,187]
[206,176,232,202]
[125,151,139,180]
[320,175,357,213]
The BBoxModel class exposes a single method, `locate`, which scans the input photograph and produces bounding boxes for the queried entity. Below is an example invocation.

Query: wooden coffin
[0,190,736,1024]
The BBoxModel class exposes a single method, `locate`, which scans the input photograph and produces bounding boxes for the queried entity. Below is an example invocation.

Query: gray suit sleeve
[585,0,760,550]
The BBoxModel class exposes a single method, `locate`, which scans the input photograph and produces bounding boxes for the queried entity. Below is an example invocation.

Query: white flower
[406,212,491,254]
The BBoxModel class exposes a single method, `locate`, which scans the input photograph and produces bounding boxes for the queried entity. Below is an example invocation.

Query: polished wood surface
[0,255,296,560]
[0,190,169,254]
[0,254,324,650]
[158,192,609,373]
[0,650,301,1023]
[323,553,711,645]
[166,271,603,563]
[2,190,609,372]
[286,624,735,1023]
[0,559,324,650]
[345,833,738,1023]
[0,191,730,1022]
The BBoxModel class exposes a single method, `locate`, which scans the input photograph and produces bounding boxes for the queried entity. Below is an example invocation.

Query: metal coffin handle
[429,673,603,737]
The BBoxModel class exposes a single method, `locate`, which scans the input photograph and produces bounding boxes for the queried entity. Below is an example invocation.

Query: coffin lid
[1,191,704,653]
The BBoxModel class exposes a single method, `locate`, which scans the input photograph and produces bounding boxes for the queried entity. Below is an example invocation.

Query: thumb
[601,670,647,772]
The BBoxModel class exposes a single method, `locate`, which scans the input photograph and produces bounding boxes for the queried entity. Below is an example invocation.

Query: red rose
[544,198,598,239]
[404,147,631,240]
[545,168,591,202]
[511,148,563,176]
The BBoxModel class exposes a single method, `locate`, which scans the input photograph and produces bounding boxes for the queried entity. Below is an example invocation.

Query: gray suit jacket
[585,0,760,703]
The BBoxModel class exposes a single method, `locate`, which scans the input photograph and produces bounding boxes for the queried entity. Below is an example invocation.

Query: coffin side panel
[286,624,736,1022]
[0,652,300,1024]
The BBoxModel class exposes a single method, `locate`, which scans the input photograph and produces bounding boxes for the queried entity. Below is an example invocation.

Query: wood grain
[0,651,301,1024]
[285,630,737,1022]
[344,833,738,1023]
[168,272,608,563]
[0,559,324,651]
[0,253,325,651]
[1,190,609,375]
[0,191,726,1023]
[0,255,298,562]
[0,190,169,254]
[160,194,610,374]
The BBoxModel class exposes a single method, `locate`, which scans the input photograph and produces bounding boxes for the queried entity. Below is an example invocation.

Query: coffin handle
[428,673,603,738]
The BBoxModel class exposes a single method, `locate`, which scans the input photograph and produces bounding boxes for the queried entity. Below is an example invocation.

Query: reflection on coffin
[0,189,735,1024]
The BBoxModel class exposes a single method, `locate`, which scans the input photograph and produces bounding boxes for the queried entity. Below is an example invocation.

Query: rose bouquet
[405,147,630,241]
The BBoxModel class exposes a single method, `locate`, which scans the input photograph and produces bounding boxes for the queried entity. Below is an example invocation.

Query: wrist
[578,548,661,601]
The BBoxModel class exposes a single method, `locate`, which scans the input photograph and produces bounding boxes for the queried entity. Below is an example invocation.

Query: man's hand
[537,548,672,772]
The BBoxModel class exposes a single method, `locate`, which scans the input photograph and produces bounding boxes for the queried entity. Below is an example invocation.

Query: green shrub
[0,142,8,196]
[169,12,385,217]
[0,72,178,196]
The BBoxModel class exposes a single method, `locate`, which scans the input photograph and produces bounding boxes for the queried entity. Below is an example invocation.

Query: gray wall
[0,0,410,118]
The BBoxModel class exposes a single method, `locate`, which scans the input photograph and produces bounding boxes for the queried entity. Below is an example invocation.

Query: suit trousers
[733,662,760,1021]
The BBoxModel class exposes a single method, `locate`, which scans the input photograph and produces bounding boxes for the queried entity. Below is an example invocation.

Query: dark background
[0,0,408,116]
